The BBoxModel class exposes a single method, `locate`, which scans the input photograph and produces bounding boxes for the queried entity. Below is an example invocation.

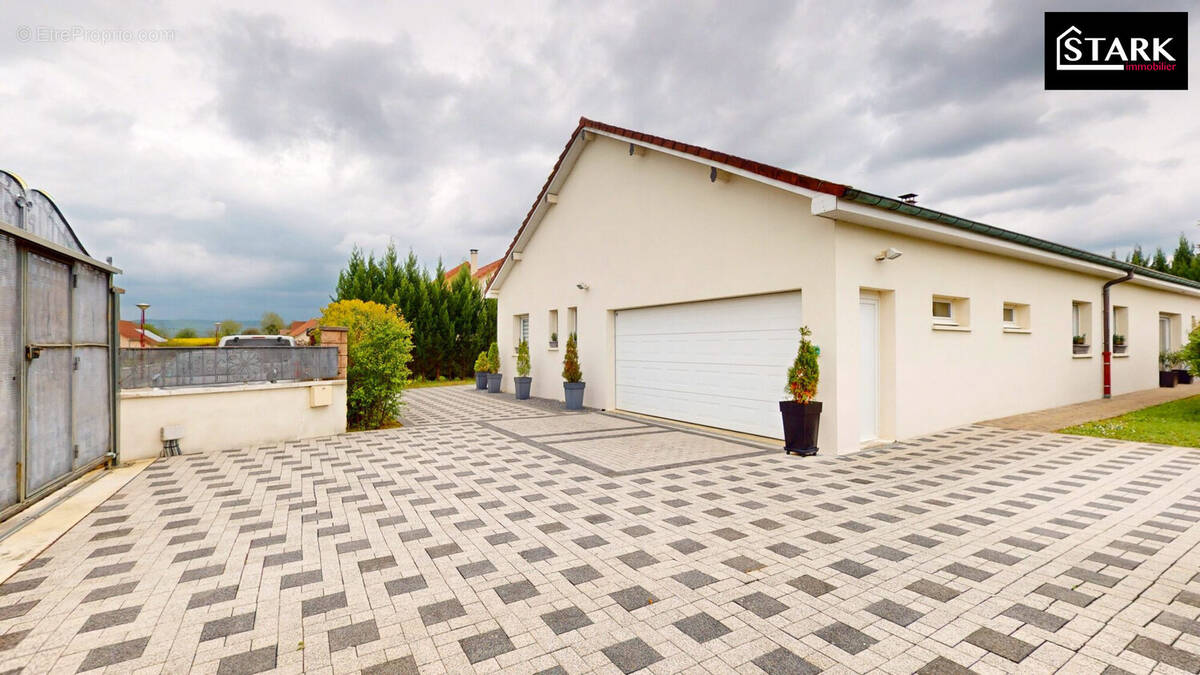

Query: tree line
[1117,234,1200,281]
[333,244,497,379]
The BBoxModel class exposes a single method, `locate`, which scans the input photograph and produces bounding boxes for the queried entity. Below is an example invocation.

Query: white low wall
[119,380,347,461]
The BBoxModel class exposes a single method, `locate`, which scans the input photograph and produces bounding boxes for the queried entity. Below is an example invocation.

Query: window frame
[931,298,955,325]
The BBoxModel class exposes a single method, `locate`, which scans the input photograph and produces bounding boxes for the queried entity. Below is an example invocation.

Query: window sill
[932,324,971,332]
[1113,353,1130,359]
[1072,353,1093,359]
[1002,328,1031,334]
[547,347,559,352]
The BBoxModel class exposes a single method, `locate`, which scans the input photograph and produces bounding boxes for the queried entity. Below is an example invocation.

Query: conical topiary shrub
[562,333,584,409]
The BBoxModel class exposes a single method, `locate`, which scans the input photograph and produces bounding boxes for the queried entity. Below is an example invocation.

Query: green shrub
[321,299,413,430]
[485,342,501,374]
[562,333,582,383]
[786,326,820,403]
[1180,324,1200,374]
[474,351,488,372]
[516,340,531,377]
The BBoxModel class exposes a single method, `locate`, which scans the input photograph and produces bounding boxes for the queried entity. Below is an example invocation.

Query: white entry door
[858,295,879,442]
[614,292,803,439]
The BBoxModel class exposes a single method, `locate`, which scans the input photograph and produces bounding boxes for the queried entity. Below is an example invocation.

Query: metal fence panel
[24,191,83,253]
[0,234,19,509]
[26,254,69,343]
[120,346,338,389]
[73,347,110,466]
[25,347,72,494]
[73,264,108,344]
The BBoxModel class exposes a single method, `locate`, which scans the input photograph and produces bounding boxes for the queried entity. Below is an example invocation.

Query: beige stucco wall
[829,223,1200,452]
[119,380,347,461]
[496,133,1200,455]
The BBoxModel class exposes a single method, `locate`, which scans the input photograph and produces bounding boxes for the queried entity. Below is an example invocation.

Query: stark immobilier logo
[1045,12,1188,90]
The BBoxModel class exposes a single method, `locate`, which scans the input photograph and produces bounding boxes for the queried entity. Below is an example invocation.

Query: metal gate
[1,171,119,521]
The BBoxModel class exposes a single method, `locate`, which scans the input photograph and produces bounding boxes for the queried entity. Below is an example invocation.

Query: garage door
[615,292,803,439]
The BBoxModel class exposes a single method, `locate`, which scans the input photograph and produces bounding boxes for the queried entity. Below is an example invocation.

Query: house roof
[286,318,319,337]
[118,320,165,343]
[445,257,503,282]
[487,117,1200,294]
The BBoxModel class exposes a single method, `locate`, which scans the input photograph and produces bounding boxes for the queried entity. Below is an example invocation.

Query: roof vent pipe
[1102,270,1135,398]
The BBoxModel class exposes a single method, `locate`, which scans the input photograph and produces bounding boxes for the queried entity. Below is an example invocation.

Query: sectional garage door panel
[614,292,803,439]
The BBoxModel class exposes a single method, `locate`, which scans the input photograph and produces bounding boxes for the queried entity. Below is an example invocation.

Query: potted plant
[485,342,502,393]
[1112,334,1126,354]
[779,326,821,456]
[1167,350,1193,385]
[562,333,584,410]
[1159,351,1177,388]
[474,351,488,390]
[1073,334,1088,354]
[549,332,558,349]
[514,340,532,399]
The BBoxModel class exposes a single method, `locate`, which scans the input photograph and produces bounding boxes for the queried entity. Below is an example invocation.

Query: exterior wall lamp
[576,283,590,290]
[874,247,903,261]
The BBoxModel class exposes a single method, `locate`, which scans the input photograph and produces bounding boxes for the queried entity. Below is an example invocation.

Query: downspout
[1102,270,1135,398]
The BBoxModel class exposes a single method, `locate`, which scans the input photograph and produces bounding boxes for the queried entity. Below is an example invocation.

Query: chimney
[469,249,478,275]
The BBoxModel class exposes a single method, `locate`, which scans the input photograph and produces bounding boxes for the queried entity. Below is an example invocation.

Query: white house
[486,118,1200,455]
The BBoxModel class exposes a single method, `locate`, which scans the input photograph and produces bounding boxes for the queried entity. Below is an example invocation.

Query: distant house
[285,318,319,345]
[445,249,503,288]
[118,320,166,348]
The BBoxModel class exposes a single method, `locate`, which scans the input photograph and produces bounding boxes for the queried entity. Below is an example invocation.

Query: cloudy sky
[1,0,1197,321]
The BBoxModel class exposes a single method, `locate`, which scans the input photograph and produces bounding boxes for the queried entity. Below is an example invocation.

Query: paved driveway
[0,386,1198,674]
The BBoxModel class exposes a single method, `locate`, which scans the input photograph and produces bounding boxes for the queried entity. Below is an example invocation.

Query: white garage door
[615,292,803,439]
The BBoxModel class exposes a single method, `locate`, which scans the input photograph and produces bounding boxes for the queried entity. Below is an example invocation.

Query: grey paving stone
[78,636,150,672]
[187,585,239,610]
[560,564,602,585]
[1153,611,1200,637]
[361,655,419,675]
[765,542,805,558]
[723,555,766,573]
[788,574,835,597]
[941,562,993,582]
[358,555,397,574]
[385,575,427,596]
[865,598,922,627]
[215,644,276,675]
[79,606,140,633]
[573,534,609,549]
[418,598,467,626]
[735,591,788,618]
[328,618,380,652]
[1001,603,1069,632]
[200,612,256,642]
[617,550,659,569]
[456,560,497,579]
[610,585,658,612]
[963,627,1036,663]
[81,582,137,603]
[672,570,719,590]
[751,647,821,675]
[280,569,322,590]
[541,606,593,635]
[459,628,514,664]
[668,538,706,554]
[673,612,730,643]
[300,590,347,618]
[1064,566,1122,588]
[519,546,556,563]
[915,656,977,674]
[1126,635,1200,672]
[814,621,878,655]
[495,579,540,604]
[601,637,663,673]
[426,543,462,559]
[0,629,29,652]
[829,558,876,578]
[865,544,910,562]
[1033,582,1096,607]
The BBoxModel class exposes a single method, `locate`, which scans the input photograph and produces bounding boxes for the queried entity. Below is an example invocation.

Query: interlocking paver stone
[3,386,1200,674]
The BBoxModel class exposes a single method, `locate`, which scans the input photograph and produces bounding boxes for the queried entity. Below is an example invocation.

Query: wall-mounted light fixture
[874,247,903,261]
[576,283,590,290]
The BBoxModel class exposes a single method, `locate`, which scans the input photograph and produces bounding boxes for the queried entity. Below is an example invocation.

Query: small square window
[932,300,954,323]
[1002,306,1016,325]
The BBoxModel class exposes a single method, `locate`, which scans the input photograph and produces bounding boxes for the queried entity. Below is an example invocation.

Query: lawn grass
[407,377,474,389]
[1058,395,1200,448]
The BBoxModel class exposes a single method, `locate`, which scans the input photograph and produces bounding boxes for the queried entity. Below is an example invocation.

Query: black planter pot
[514,376,532,400]
[1113,344,1127,354]
[563,381,585,410]
[1160,370,1177,388]
[779,400,822,456]
[486,373,502,393]
[475,371,487,390]
[1174,369,1193,385]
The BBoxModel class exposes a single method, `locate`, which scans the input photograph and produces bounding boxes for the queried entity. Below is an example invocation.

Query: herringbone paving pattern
[0,386,1197,673]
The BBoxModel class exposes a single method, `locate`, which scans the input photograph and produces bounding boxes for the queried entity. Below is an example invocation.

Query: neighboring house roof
[487,117,1200,295]
[117,320,165,344]
[286,318,319,337]
[445,257,503,283]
